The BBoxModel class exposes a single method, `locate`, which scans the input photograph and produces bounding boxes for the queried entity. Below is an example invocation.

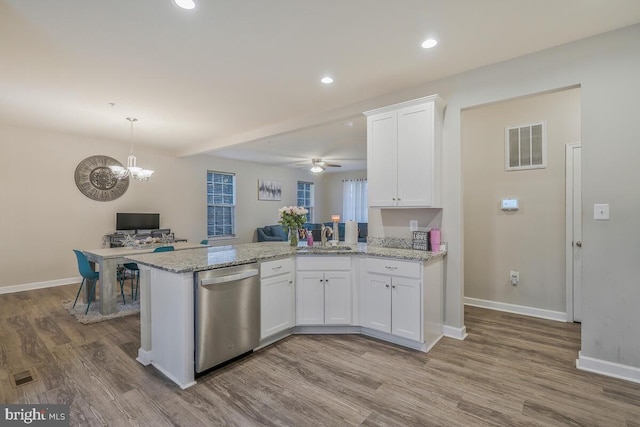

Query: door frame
[565,142,581,322]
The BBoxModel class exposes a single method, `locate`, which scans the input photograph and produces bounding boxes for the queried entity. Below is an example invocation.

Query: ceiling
[2,1,640,171]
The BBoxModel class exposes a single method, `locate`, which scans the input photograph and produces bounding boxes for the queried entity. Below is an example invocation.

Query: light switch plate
[409,220,418,232]
[594,204,610,220]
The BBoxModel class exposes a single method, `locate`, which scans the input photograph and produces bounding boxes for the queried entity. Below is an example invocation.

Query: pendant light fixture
[110,117,154,181]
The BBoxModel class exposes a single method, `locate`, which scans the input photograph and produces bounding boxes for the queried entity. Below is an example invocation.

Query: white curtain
[342,179,368,222]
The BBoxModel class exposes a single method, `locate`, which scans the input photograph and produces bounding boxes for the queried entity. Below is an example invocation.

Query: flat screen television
[116,213,160,231]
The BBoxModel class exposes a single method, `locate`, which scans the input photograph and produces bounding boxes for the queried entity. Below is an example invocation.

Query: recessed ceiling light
[421,38,438,49]
[321,76,334,84]
[174,0,196,10]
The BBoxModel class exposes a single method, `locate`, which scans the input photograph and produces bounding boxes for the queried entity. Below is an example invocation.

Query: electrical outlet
[510,270,519,285]
[409,220,418,232]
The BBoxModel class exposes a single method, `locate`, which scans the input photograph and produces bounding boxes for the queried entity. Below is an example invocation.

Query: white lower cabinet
[261,254,442,352]
[364,259,423,342]
[296,257,352,325]
[260,258,294,339]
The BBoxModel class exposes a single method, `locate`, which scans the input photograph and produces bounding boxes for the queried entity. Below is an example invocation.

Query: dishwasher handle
[200,269,259,287]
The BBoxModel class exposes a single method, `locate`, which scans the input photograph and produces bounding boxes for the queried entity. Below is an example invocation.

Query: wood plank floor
[2,284,640,426]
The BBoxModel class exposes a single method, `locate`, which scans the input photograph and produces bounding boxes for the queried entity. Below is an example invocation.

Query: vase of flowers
[278,206,308,246]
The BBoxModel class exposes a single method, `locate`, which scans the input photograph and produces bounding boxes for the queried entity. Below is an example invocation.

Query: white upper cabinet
[365,95,445,208]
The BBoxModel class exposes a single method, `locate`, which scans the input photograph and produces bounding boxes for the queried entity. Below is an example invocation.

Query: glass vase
[289,227,299,247]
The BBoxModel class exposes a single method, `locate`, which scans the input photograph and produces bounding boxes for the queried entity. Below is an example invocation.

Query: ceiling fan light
[310,165,324,173]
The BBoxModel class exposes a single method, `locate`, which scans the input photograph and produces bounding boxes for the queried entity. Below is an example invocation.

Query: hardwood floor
[2,284,640,426]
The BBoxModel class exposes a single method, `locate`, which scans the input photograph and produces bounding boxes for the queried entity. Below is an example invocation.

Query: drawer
[260,258,293,279]
[296,256,351,271]
[366,257,421,278]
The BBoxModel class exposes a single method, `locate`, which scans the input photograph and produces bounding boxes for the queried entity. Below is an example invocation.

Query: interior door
[566,143,582,322]
[572,145,582,322]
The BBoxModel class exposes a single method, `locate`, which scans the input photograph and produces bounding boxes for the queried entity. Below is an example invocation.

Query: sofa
[256,224,287,242]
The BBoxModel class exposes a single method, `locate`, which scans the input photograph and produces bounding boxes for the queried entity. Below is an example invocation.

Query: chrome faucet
[320,224,333,246]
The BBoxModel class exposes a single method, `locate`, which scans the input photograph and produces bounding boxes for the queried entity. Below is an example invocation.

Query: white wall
[462,88,581,312]
[0,123,319,289]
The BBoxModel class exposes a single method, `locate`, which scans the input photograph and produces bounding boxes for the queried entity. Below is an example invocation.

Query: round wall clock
[74,155,129,201]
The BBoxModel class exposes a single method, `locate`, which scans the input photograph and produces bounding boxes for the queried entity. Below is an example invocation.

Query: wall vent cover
[505,121,547,171]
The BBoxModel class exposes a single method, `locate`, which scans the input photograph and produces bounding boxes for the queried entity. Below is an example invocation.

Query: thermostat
[501,198,519,211]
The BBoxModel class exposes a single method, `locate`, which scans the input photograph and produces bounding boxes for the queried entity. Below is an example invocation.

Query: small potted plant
[278,206,309,246]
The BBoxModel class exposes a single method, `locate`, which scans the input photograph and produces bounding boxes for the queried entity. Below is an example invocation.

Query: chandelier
[110,117,154,181]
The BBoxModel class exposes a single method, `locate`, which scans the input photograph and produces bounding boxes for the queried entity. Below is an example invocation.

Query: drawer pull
[385,266,398,270]
[272,265,282,270]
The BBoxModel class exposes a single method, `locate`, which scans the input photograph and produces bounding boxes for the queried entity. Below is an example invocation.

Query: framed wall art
[258,179,282,201]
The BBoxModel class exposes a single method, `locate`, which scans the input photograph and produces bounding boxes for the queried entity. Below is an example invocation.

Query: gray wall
[462,88,581,312]
[315,170,367,222]
[364,24,640,368]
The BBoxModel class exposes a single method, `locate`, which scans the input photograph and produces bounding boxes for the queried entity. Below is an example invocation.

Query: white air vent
[505,122,546,171]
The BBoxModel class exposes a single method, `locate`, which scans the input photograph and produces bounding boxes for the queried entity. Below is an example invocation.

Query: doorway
[461,87,581,319]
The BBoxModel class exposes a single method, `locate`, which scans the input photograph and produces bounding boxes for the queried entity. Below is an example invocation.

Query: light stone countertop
[124,241,446,274]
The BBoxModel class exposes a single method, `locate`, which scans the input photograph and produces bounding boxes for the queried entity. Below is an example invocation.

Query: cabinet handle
[320,279,324,282]
[392,285,396,289]
[289,281,293,284]
[384,266,398,270]
[385,284,390,288]
[392,198,396,201]
[272,265,282,271]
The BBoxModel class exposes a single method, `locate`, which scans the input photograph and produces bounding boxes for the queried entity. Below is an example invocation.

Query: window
[505,122,547,171]
[342,179,368,222]
[207,171,235,238]
[297,181,314,222]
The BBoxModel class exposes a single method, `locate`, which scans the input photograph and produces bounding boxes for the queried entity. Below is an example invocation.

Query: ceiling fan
[298,158,342,173]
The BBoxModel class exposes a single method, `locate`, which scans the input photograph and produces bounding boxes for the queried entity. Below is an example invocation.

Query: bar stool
[121,245,175,301]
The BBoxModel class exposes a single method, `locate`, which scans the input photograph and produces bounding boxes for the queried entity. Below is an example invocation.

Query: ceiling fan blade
[324,163,341,167]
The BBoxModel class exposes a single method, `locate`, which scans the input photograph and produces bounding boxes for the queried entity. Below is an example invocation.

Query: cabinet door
[296,271,325,325]
[367,112,398,207]
[324,271,351,325]
[391,276,422,341]
[397,102,435,207]
[363,274,392,333]
[260,273,294,339]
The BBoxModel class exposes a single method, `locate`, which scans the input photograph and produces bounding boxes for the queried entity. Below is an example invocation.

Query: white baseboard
[136,349,152,366]
[443,325,468,340]
[0,277,80,295]
[465,297,567,322]
[577,351,640,384]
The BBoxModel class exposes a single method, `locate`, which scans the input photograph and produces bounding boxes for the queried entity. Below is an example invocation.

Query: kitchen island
[126,241,445,389]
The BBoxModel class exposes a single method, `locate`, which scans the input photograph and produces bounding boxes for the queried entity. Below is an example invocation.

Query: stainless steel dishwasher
[194,263,260,373]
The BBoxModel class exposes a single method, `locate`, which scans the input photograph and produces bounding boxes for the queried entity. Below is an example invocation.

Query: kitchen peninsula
[125,241,446,389]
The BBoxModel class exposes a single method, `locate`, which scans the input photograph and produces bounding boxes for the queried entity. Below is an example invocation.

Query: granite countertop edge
[124,242,446,274]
